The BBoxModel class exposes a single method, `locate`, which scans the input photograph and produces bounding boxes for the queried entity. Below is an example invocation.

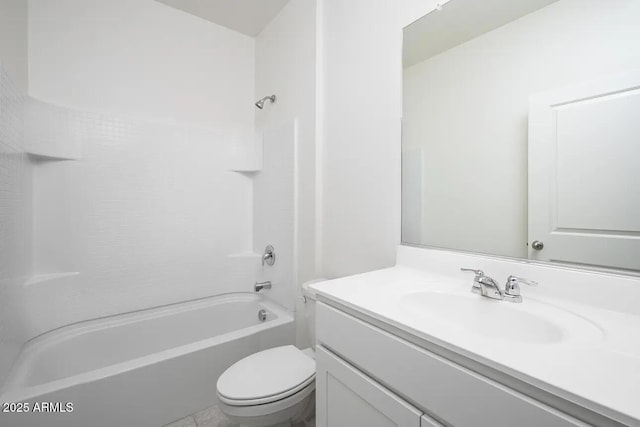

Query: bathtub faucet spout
[254,281,272,292]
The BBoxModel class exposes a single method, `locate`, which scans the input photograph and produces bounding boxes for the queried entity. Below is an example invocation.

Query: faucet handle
[460,268,484,277]
[503,275,537,302]
[262,245,276,267]
[506,275,538,289]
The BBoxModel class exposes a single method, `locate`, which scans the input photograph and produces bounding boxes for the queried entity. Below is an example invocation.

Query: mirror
[402,0,640,271]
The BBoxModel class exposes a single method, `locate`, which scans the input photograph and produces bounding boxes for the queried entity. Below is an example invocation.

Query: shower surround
[0,66,31,385]
[26,98,258,335]
[0,76,264,385]
[0,0,304,389]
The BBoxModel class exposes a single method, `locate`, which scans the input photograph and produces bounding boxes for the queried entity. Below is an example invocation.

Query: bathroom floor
[162,405,316,427]
[163,405,238,427]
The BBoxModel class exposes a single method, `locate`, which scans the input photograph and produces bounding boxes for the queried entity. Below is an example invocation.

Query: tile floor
[163,405,238,427]
[163,404,316,427]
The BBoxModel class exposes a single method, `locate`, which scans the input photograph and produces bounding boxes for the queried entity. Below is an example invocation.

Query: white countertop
[310,246,640,426]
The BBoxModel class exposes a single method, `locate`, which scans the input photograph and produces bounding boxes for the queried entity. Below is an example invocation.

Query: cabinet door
[316,346,422,427]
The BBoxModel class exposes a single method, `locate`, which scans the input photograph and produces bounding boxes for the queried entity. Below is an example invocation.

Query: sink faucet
[460,268,503,300]
[461,269,537,302]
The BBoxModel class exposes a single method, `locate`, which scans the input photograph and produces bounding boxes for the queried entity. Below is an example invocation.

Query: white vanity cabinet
[315,301,590,427]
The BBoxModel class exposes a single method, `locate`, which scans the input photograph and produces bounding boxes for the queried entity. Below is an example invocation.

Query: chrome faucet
[254,281,272,292]
[461,269,537,303]
[460,268,503,300]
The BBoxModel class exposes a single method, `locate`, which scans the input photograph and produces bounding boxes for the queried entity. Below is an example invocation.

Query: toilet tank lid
[216,345,315,403]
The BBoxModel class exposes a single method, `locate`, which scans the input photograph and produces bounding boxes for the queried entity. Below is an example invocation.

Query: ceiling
[404,0,559,68]
[155,0,290,37]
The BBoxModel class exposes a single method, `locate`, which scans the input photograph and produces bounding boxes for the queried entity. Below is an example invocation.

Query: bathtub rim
[1,292,292,402]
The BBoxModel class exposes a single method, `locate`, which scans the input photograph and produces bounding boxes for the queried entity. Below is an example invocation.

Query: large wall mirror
[402,0,640,271]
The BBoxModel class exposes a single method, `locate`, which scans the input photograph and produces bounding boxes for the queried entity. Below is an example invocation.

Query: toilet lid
[216,345,316,405]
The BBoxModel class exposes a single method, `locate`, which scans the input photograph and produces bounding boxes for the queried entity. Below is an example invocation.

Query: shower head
[255,95,276,109]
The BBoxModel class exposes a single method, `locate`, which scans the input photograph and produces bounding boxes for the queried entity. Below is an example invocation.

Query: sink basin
[399,292,602,344]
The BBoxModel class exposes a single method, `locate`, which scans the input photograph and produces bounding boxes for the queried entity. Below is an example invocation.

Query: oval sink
[399,292,602,344]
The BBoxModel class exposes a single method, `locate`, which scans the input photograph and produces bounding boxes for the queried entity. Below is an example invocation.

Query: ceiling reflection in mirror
[402,0,640,271]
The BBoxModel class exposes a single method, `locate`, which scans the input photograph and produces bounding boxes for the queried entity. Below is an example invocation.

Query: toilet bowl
[216,281,320,427]
[217,346,315,427]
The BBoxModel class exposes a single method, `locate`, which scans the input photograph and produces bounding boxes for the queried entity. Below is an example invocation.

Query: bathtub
[0,293,294,427]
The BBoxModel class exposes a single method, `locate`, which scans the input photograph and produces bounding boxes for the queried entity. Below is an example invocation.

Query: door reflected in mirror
[402,0,640,271]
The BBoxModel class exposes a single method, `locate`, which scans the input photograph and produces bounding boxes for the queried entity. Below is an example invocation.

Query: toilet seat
[218,381,315,421]
[216,345,316,406]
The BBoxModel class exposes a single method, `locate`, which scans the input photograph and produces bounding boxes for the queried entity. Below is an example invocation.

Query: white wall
[22,0,258,339]
[254,0,317,347]
[0,0,28,90]
[0,0,29,384]
[403,0,640,258]
[29,0,255,133]
[319,0,441,278]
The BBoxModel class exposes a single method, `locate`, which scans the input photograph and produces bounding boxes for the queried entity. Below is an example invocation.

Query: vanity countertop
[310,246,640,426]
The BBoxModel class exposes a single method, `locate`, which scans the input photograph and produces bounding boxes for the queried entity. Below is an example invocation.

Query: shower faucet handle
[262,245,276,267]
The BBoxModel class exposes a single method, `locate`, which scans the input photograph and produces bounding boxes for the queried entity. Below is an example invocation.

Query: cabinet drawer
[317,302,587,427]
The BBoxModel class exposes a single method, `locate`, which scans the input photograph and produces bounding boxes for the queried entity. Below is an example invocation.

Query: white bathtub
[0,293,294,427]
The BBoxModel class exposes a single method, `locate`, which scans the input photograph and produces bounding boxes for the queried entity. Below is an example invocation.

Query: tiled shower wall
[0,66,30,383]
[23,99,256,340]
[0,0,304,390]
[19,0,262,352]
[0,67,261,383]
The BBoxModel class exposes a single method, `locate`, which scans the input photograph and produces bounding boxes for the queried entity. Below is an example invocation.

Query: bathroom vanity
[371,1,640,424]
[310,246,640,427]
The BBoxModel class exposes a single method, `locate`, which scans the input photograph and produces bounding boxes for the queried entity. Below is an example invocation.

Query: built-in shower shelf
[229,167,261,173]
[25,98,83,160]
[25,272,80,287]
[228,155,262,173]
[229,133,263,173]
[27,151,79,161]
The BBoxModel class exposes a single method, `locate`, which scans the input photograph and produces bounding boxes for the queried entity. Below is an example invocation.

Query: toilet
[216,282,319,427]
